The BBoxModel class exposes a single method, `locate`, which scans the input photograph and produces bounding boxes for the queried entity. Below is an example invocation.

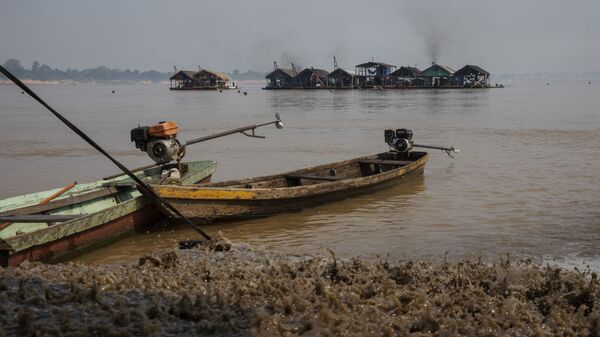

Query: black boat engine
[384,128,413,153]
[131,121,182,164]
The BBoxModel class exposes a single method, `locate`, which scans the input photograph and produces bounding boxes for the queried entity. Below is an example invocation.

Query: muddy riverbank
[0,241,598,336]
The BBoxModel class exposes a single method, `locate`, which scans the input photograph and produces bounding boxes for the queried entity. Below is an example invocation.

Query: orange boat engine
[131,121,182,163]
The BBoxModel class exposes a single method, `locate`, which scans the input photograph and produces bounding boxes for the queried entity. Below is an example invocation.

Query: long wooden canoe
[0,160,217,266]
[153,151,427,221]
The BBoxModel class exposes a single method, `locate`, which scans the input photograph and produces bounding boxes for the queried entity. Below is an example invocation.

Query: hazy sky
[1,0,599,74]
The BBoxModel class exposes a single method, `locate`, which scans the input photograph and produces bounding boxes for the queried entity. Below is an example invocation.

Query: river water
[0,81,598,267]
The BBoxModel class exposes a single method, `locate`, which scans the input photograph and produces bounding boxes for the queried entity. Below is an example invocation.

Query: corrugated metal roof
[421,64,455,77]
[388,67,422,78]
[265,68,295,79]
[355,61,396,68]
[169,70,197,80]
[195,70,230,81]
[454,65,489,76]
[296,68,329,78]
[327,68,356,77]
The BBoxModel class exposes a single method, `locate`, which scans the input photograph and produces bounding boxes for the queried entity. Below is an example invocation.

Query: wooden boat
[0,160,217,266]
[153,151,428,221]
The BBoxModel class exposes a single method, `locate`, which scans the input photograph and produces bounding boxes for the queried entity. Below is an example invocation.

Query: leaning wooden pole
[0,65,212,241]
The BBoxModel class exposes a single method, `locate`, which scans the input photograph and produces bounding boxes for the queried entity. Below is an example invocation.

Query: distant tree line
[230,69,268,80]
[0,59,171,82]
[0,58,269,82]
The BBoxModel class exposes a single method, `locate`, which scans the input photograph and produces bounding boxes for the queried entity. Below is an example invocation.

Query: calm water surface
[0,81,598,267]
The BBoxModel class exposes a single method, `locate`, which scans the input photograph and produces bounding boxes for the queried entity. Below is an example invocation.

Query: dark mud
[0,242,598,336]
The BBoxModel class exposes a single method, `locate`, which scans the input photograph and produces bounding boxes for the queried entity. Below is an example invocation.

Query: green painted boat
[0,160,217,266]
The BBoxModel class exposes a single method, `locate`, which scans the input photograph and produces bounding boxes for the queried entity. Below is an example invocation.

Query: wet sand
[1,241,598,336]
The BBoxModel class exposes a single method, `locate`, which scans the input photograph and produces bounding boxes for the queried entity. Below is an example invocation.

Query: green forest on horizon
[0,59,267,82]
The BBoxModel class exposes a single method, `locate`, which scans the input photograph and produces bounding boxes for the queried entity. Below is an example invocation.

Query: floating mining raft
[265,61,495,90]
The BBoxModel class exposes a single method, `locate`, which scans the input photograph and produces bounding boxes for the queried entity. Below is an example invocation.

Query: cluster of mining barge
[265,61,490,90]
[170,69,237,90]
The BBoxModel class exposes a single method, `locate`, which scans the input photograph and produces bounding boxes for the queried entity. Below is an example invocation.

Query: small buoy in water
[112,90,115,94]
[244,92,247,95]
[237,90,240,93]
[589,81,592,84]
[21,91,24,94]
[546,83,550,86]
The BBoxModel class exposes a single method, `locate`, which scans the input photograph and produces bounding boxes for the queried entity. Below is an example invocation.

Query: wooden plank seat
[0,214,81,223]
[284,174,345,181]
[359,159,413,166]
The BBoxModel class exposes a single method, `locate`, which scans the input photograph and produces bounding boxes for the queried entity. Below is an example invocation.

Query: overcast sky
[1,0,599,74]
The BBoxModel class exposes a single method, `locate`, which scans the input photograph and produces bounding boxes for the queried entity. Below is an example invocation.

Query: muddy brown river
[0,81,598,267]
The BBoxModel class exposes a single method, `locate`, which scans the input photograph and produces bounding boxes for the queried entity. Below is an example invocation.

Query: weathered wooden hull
[0,199,158,266]
[0,161,216,266]
[154,151,428,222]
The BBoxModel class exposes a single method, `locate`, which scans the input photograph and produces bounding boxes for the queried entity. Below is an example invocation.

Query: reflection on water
[74,175,427,264]
[0,82,598,266]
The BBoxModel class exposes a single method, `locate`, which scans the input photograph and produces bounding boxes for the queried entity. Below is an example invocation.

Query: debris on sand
[0,244,598,336]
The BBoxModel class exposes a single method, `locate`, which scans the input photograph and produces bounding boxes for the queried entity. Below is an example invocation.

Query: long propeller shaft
[184,119,282,148]
[412,143,459,152]
[412,143,460,158]
[185,125,259,147]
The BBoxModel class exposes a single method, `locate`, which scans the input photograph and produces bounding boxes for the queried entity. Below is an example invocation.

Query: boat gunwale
[0,160,217,213]
[154,152,429,201]
[0,160,218,253]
